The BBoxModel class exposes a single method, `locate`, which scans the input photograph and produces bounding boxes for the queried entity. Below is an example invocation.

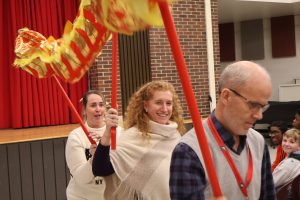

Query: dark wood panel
[19,143,34,200]
[119,30,151,115]
[241,19,265,60]
[64,138,71,185]
[31,141,46,200]
[0,145,10,200]
[1,138,69,200]
[53,139,67,200]
[219,23,235,61]
[271,15,296,58]
[7,143,22,200]
[42,140,57,200]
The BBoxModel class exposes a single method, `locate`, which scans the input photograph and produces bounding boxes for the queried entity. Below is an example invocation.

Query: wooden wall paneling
[136,32,143,83]
[219,23,235,61]
[141,31,151,84]
[119,34,129,111]
[134,33,142,84]
[19,142,34,200]
[121,34,128,109]
[127,34,133,104]
[1,137,69,200]
[241,19,265,60]
[144,30,151,80]
[140,31,147,80]
[271,15,296,58]
[42,140,57,200]
[129,34,135,95]
[0,144,10,200]
[64,138,71,185]
[31,141,46,200]
[53,138,67,200]
[119,31,151,115]
[7,143,22,200]
[133,34,141,85]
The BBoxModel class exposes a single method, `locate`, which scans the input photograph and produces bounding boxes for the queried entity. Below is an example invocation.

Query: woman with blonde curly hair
[92,80,186,200]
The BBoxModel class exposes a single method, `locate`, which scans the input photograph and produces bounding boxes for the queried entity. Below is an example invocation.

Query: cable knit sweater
[65,124,107,200]
[103,120,181,200]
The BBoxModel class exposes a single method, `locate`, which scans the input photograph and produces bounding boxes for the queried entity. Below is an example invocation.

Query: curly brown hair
[123,80,186,137]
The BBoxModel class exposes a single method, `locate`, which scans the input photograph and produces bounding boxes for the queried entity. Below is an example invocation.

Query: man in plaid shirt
[169,61,276,200]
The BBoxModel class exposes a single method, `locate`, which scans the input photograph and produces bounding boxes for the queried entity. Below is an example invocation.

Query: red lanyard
[207,117,253,197]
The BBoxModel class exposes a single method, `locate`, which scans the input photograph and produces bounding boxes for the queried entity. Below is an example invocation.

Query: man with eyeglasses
[170,61,276,200]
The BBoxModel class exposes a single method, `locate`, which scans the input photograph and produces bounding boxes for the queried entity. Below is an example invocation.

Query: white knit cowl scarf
[104,120,181,200]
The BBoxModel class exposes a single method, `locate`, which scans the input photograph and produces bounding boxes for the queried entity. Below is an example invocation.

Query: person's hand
[88,144,97,164]
[89,144,97,156]
[101,108,118,146]
[105,108,118,129]
[89,131,101,143]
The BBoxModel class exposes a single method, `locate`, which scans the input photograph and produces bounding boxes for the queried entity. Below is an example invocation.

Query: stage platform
[0,124,78,144]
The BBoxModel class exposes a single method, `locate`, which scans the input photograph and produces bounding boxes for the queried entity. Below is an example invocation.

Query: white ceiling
[218,0,300,23]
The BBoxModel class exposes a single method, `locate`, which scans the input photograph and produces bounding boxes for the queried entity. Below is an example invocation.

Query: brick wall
[90,0,220,119]
[150,0,220,118]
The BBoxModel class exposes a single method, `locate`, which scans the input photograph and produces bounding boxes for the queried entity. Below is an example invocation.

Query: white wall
[221,15,300,101]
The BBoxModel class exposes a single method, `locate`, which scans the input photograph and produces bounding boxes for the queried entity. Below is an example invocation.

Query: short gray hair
[219,61,270,92]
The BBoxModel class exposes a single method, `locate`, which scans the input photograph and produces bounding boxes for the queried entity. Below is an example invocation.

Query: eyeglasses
[228,88,270,113]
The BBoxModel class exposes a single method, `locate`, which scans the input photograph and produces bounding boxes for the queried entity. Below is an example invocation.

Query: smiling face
[282,136,300,155]
[85,94,106,128]
[282,128,300,155]
[144,90,173,125]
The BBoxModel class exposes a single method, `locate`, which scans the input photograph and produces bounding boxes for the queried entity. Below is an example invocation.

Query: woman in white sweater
[92,81,186,200]
[65,90,119,200]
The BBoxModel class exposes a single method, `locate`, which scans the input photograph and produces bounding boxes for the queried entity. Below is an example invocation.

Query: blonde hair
[123,80,186,137]
[283,128,300,145]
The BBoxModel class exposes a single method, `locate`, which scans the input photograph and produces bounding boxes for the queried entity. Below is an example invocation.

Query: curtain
[0,0,87,128]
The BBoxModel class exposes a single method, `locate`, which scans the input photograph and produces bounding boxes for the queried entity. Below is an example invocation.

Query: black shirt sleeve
[92,143,115,176]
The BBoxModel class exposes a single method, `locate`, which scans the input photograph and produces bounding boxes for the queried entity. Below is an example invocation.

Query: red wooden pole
[111,32,118,150]
[158,2,222,197]
[53,76,96,145]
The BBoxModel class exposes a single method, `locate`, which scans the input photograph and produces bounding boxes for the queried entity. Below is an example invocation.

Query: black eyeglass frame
[228,88,270,113]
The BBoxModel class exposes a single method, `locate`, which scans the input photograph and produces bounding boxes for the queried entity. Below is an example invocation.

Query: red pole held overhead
[53,75,96,145]
[158,1,222,198]
[111,32,118,150]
